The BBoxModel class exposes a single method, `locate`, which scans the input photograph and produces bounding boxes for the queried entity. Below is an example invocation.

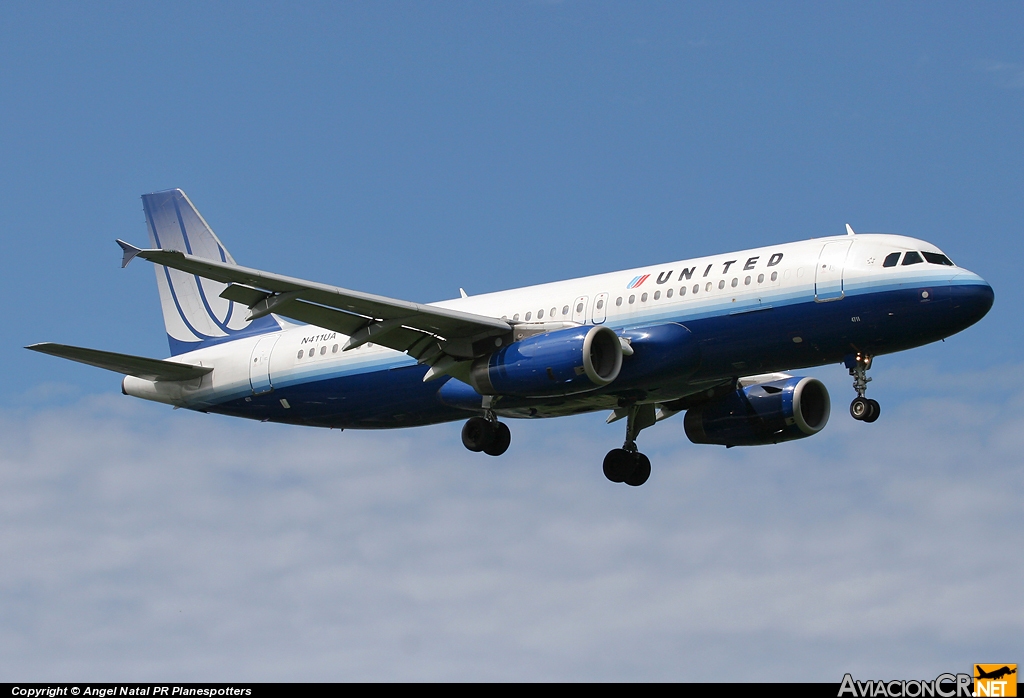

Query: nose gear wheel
[846,353,881,423]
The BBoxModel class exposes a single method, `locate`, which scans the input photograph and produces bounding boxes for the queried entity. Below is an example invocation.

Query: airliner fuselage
[125,232,989,427]
[30,190,994,487]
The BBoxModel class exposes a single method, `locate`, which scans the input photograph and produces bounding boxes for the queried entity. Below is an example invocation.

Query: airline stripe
[627,274,650,289]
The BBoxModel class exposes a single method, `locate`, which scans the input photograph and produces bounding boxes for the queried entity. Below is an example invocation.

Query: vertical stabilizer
[142,189,280,355]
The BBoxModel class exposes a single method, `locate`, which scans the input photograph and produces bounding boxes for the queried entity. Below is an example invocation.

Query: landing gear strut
[462,406,511,456]
[603,403,655,486]
[846,353,880,423]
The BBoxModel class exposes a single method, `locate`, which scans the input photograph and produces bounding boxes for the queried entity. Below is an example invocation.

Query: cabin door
[249,334,280,394]
[815,241,852,302]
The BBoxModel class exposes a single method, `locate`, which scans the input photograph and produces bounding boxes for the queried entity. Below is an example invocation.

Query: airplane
[28,189,994,486]
[975,666,1016,681]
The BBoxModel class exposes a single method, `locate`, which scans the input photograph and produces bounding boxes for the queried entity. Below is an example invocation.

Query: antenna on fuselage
[846,224,856,236]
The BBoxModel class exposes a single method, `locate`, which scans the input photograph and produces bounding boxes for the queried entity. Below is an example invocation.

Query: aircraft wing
[117,241,511,364]
[26,343,212,382]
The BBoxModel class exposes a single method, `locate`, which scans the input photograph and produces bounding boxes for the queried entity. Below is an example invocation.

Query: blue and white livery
[29,189,994,486]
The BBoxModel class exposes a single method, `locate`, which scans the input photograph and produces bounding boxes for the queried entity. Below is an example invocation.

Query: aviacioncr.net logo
[838,673,974,698]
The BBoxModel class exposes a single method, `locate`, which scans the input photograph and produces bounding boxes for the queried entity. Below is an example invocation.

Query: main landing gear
[846,353,880,423]
[603,403,656,487]
[462,415,511,456]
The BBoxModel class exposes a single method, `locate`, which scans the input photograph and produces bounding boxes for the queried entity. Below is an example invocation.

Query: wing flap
[27,343,212,382]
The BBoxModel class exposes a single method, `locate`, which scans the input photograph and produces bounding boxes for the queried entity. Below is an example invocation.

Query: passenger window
[297,350,304,359]
[758,274,764,283]
[629,295,635,304]
[641,293,648,302]
[902,251,923,266]
[653,291,660,300]
[666,288,673,298]
[550,307,556,317]
[320,346,327,355]
[680,286,687,296]
[596,299,604,309]
[693,284,700,294]
[923,252,954,266]
[615,297,622,307]
[744,276,751,285]
[731,278,738,288]
[882,252,901,267]
[537,309,544,319]
[525,312,532,321]
[333,344,339,353]
[576,302,584,313]
[718,280,725,290]
[513,314,520,321]
[562,305,569,315]
[771,272,778,282]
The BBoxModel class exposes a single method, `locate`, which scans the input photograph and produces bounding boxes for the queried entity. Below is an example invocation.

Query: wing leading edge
[116,241,512,368]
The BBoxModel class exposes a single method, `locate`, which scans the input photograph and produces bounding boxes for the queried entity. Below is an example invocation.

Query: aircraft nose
[949,272,995,328]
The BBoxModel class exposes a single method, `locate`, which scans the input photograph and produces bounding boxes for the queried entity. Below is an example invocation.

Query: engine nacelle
[468,325,623,397]
[684,376,830,447]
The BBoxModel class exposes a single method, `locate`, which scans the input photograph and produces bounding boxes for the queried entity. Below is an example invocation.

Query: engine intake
[684,376,830,447]
[469,325,623,397]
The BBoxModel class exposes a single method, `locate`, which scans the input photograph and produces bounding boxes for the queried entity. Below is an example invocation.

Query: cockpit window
[882,252,901,267]
[922,252,954,266]
[902,251,923,266]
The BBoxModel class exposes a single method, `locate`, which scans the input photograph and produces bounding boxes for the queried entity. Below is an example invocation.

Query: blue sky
[1,2,1021,681]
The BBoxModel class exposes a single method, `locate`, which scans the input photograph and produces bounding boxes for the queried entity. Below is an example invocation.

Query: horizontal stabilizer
[26,343,212,382]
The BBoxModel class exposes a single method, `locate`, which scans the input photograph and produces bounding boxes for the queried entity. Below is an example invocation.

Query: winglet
[845,224,856,236]
[116,239,143,268]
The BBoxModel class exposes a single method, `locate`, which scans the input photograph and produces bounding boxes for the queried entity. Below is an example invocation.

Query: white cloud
[1,382,1020,681]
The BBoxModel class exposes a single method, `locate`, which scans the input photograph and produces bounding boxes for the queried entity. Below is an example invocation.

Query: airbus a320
[29,189,994,486]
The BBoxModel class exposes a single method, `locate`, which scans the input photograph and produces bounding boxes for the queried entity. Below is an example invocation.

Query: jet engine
[684,376,830,447]
[468,325,623,397]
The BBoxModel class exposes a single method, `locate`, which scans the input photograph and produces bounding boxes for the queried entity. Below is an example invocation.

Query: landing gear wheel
[603,449,631,483]
[850,396,871,421]
[603,449,651,486]
[462,417,496,452]
[623,452,651,487]
[863,399,881,423]
[846,353,877,423]
[605,403,656,486]
[483,422,511,456]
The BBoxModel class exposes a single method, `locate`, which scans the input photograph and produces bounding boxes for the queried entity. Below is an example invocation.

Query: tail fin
[142,189,280,355]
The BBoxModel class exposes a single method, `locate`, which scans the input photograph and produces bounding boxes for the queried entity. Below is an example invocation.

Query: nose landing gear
[846,353,880,423]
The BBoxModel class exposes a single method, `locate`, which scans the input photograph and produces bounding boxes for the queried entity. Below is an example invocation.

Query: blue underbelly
[204,283,992,429]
